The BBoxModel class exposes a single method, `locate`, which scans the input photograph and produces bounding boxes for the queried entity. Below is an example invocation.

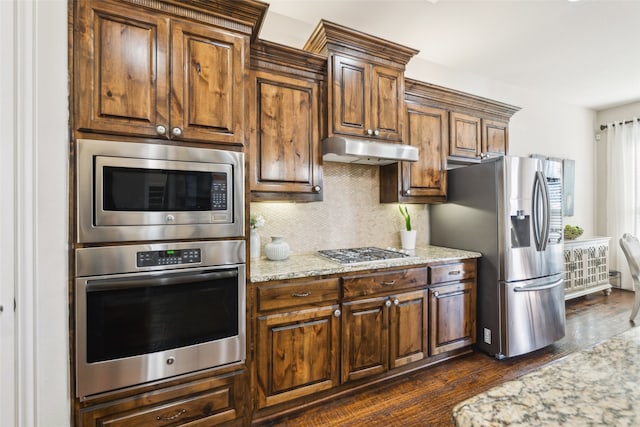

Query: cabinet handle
[393,298,400,306]
[157,408,187,421]
[385,300,392,307]
[366,129,373,136]
[403,190,411,196]
[448,270,461,275]
[291,291,311,298]
[373,129,380,136]
[334,309,341,317]
[155,125,167,135]
[433,291,440,297]
[312,185,321,193]
[171,127,183,137]
[381,280,396,286]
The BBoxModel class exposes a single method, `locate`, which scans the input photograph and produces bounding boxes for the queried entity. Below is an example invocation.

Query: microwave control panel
[136,248,202,267]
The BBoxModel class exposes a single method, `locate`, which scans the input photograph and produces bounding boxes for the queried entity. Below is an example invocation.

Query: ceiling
[259,0,640,111]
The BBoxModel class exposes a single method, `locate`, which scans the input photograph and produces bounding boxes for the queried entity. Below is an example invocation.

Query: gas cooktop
[317,247,411,264]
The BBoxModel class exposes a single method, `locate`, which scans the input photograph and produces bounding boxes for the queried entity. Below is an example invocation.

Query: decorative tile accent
[250,163,428,255]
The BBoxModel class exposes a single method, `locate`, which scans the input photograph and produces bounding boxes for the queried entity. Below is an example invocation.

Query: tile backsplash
[250,163,428,255]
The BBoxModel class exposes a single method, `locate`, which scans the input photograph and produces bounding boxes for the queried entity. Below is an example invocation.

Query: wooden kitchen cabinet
[304,20,418,142]
[380,98,448,203]
[249,41,326,202]
[330,55,404,141]
[341,267,429,382]
[483,118,510,158]
[255,278,341,408]
[78,370,245,427]
[450,113,511,161]
[75,0,249,145]
[428,261,477,355]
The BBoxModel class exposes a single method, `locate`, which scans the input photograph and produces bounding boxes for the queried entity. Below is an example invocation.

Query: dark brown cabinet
[380,99,448,203]
[249,41,325,201]
[78,371,245,427]
[304,20,418,143]
[75,0,247,144]
[331,55,404,141]
[255,278,341,408]
[428,261,477,355]
[341,268,429,382]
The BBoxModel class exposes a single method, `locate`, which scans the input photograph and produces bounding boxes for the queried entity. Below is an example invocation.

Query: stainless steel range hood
[322,136,419,165]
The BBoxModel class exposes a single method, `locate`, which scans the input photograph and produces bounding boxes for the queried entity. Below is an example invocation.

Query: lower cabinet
[78,371,244,427]
[564,237,612,299]
[429,281,476,355]
[342,289,429,382]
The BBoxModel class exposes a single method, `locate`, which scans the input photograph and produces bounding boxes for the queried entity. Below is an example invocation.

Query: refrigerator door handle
[513,278,563,292]
[532,171,551,252]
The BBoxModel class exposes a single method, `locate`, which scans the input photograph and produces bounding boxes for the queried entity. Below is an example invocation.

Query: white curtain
[606,118,640,289]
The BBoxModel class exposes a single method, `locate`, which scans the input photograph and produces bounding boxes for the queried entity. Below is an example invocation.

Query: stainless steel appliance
[430,156,565,358]
[76,138,244,243]
[75,240,245,398]
[318,247,412,264]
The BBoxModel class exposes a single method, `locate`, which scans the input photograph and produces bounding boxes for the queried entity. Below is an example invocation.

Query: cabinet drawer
[429,259,476,284]
[80,372,242,427]
[256,278,340,312]
[342,267,428,299]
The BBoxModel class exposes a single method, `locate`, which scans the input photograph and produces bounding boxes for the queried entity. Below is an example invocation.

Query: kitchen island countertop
[250,245,481,283]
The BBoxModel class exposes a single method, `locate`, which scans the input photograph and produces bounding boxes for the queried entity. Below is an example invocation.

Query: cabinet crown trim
[303,19,419,65]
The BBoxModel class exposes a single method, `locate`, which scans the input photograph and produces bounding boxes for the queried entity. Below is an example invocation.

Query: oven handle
[85,268,238,292]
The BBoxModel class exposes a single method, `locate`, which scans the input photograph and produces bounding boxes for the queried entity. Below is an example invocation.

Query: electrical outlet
[484,328,491,344]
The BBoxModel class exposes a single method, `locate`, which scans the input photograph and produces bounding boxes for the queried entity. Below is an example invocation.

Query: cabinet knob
[171,127,183,137]
[334,309,341,317]
[433,291,440,297]
[312,185,321,193]
[366,129,373,136]
[155,125,167,135]
[385,300,392,307]
[374,129,380,136]
[393,298,400,306]
[404,190,411,196]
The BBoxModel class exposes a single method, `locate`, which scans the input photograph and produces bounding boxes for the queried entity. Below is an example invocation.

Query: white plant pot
[400,230,417,250]
[264,236,290,261]
[249,229,261,260]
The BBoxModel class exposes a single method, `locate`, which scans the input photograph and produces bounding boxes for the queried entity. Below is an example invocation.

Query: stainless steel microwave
[76,139,244,243]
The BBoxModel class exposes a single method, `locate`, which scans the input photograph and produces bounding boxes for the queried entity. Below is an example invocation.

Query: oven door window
[85,268,238,363]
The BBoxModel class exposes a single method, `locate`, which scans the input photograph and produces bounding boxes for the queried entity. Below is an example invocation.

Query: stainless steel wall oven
[76,138,244,243]
[75,240,246,399]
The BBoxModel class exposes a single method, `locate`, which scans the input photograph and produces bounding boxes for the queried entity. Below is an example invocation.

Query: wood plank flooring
[261,289,636,427]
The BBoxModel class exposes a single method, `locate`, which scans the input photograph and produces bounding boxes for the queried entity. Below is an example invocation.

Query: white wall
[2,1,70,426]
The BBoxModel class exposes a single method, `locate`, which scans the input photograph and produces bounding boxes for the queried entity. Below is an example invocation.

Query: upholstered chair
[620,233,640,321]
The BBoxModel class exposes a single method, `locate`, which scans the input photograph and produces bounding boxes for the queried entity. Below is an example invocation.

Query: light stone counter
[453,326,640,426]
[249,245,481,283]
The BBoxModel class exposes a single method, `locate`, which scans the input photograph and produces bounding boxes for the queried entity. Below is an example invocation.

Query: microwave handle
[86,269,238,292]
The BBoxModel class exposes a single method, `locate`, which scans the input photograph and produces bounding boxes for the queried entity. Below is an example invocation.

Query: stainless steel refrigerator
[430,155,565,358]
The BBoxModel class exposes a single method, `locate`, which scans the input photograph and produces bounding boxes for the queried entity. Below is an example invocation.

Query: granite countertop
[453,326,640,426]
[249,245,481,283]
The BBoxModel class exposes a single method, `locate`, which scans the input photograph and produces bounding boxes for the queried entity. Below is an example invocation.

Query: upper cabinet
[303,20,418,143]
[74,0,268,145]
[249,40,326,202]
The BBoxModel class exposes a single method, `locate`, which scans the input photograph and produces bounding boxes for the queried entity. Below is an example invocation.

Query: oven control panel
[136,248,202,267]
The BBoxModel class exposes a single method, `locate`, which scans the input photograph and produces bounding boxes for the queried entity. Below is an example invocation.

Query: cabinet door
[449,112,481,159]
[250,71,322,201]
[482,119,509,158]
[370,64,404,141]
[389,290,428,368]
[341,296,389,383]
[331,55,369,137]
[429,281,476,355]
[171,20,246,144]
[75,0,169,138]
[404,103,448,199]
[256,305,340,408]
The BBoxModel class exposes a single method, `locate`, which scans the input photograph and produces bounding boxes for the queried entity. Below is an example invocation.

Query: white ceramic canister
[264,236,290,261]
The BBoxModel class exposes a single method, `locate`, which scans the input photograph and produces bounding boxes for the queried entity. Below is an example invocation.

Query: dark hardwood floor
[263,288,637,427]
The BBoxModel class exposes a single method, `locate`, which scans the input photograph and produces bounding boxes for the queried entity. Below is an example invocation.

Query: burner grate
[317,247,410,264]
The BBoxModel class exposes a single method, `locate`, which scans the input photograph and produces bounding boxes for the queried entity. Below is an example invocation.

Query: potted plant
[398,204,417,250]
